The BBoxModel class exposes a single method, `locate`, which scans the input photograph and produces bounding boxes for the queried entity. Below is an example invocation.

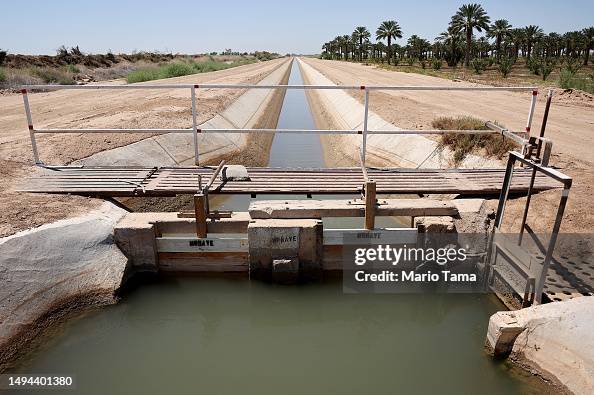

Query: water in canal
[7,59,549,394]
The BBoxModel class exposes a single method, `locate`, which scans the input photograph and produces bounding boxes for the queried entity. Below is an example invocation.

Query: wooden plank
[155,212,251,235]
[194,194,207,238]
[249,199,458,219]
[365,181,376,230]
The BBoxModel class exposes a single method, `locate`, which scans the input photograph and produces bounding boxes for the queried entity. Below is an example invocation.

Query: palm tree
[523,25,544,60]
[341,35,352,60]
[487,19,511,59]
[376,20,403,64]
[451,3,490,67]
[509,28,525,59]
[352,26,371,61]
[583,27,594,65]
[437,25,462,66]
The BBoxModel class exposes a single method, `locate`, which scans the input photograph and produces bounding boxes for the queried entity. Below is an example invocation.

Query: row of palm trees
[320,3,594,69]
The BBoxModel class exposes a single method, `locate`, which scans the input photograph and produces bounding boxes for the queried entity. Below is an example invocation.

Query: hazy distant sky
[2,0,593,55]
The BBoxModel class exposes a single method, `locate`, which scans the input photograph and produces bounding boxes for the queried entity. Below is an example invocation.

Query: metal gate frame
[491,151,572,304]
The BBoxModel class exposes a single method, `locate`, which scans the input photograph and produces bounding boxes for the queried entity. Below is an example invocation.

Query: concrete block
[248,219,323,282]
[114,213,158,272]
[414,216,456,233]
[485,312,525,357]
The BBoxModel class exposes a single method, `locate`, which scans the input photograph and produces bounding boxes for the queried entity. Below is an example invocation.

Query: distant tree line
[320,3,594,81]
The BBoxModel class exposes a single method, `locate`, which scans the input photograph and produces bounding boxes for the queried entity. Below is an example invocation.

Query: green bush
[31,67,75,84]
[66,64,80,73]
[0,68,6,82]
[432,58,442,70]
[539,58,556,81]
[498,56,514,78]
[406,57,414,66]
[126,59,254,83]
[558,69,594,93]
[471,58,487,74]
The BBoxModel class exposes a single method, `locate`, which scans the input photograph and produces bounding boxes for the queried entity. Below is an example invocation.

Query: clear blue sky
[2,0,593,55]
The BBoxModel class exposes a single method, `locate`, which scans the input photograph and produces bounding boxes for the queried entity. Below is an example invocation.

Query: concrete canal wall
[297,58,500,169]
[75,58,293,167]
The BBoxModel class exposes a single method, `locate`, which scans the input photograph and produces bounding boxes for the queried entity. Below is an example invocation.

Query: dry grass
[433,116,517,164]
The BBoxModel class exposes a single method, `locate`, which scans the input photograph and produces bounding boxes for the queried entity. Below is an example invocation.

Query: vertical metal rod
[494,154,516,229]
[536,89,553,159]
[362,88,370,166]
[21,89,41,164]
[525,89,538,136]
[191,86,200,165]
[534,187,570,303]
[518,166,538,245]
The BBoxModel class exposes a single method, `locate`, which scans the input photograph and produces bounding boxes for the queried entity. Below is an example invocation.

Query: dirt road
[301,58,594,233]
[0,58,289,236]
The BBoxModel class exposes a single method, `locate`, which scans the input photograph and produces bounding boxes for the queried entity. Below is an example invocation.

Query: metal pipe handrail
[21,84,538,91]
[32,127,526,135]
[20,81,541,166]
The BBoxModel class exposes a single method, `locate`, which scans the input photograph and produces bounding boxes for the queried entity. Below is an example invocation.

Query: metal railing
[492,151,572,305]
[20,83,539,166]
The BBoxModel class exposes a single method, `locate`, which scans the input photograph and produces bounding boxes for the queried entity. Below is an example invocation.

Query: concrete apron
[297,58,501,169]
[73,58,293,167]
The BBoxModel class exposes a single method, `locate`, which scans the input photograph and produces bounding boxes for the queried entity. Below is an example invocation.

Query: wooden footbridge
[22,165,559,197]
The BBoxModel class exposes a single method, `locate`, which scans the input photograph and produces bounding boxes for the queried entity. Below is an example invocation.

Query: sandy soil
[300,58,594,233]
[0,58,288,237]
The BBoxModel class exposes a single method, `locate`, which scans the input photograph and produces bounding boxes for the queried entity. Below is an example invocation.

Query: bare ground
[300,57,594,233]
[0,58,289,237]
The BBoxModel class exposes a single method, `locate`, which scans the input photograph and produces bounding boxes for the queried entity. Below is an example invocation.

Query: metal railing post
[535,186,570,304]
[494,153,516,229]
[525,89,538,135]
[362,87,369,165]
[21,89,41,164]
[191,85,200,165]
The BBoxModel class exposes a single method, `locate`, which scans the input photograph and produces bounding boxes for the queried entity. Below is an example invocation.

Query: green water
[10,278,544,395]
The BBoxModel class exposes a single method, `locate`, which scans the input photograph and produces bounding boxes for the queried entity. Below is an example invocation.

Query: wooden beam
[365,181,376,230]
[249,199,458,219]
[194,193,207,238]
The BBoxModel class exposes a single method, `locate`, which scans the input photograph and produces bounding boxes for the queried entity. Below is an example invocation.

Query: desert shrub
[471,58,487,74]
[498,56,514,78]
[0,50,6,66]
[0,68,6,82]
[31,67,75,84]
[561,57,582,74]
[527,57,540,75]
[433,116,517,164]
[66,64,80,73]
[126,59,253,83]
[432,58,442,70]
[558,69,594,93]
